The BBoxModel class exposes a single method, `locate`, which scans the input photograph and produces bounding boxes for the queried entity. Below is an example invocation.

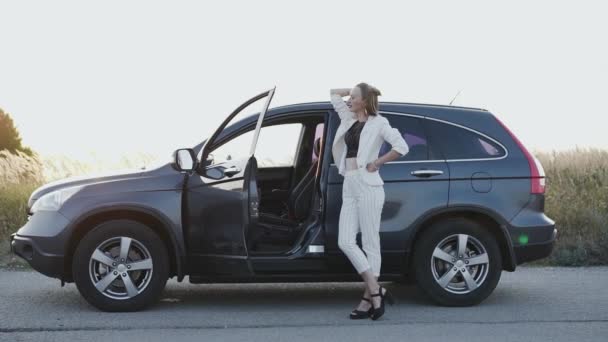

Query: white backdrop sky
[1,0,606,161]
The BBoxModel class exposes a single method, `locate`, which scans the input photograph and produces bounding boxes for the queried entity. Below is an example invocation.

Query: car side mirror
[172,148,197,172]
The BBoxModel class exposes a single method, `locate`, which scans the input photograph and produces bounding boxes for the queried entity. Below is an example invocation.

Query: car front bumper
[8,210,71,280]
[10,232,65,279]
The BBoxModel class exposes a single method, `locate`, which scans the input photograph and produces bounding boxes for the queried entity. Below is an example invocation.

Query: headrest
[313,137,321,157]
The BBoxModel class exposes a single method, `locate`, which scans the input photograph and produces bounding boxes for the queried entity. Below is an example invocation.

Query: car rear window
[424,119,506,160]
[380,115,430,161]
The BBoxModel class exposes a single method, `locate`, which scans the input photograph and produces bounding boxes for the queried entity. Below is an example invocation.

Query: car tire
[413,217,502,306]
[72,219,169,312]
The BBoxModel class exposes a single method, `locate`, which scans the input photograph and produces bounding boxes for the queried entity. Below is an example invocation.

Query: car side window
[424,119,506,159]
[379,115,429,161]
[255,123,303,167]
[210,130,253,165]
[211,123,303,167]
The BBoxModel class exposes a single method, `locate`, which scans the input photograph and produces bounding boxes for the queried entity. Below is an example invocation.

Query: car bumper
[506,194,558,265]
[9,210,71,279]
[10,232,65,279]
[511,225,557,265]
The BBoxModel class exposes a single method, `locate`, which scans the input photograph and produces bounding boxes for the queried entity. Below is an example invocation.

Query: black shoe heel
[385,290,395,305]
[370,286,394,321]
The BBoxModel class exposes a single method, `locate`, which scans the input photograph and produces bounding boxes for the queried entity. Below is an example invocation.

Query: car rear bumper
[506,194,558,265]
[511,225,557,265]
[9,232,64,279]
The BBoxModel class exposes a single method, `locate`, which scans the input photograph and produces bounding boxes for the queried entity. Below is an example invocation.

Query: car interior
[247,114,326,254]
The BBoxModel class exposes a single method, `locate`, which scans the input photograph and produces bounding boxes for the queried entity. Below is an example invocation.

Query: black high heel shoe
[370,286,395,320]
[349,297,374,319]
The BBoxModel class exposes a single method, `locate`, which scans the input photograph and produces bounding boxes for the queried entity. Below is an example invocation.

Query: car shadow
[151,280,432,310]
[26,275,521,313]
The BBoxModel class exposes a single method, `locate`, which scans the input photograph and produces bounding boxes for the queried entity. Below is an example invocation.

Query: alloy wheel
[430,233,490,294]
[88,236,154,300]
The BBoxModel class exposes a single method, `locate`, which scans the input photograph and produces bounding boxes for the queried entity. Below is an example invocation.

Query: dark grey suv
[10,87,557,311]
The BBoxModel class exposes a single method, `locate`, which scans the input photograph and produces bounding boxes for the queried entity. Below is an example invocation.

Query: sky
[1,0,606,163]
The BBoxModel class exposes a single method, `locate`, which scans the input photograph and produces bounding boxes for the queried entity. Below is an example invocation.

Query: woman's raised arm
[329,88,355,121]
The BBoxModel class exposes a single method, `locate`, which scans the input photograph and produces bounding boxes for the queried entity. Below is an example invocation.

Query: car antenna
[449,89,462,106]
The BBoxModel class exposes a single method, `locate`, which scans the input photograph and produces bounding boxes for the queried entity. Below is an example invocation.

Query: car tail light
[493,115,546,194]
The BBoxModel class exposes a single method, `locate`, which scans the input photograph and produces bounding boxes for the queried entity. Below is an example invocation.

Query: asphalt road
[1,266,607,341]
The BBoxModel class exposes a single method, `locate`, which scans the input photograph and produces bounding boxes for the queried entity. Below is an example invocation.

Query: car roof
[193,100,495,155]
[265,100,490,120]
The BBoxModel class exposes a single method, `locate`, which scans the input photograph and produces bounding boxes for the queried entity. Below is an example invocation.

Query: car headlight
[30,186,83,213]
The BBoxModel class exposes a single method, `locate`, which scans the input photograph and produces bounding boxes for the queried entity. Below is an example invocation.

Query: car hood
[28,161,183,208]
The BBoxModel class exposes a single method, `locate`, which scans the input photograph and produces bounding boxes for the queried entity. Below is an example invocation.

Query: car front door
[185,87,275,276]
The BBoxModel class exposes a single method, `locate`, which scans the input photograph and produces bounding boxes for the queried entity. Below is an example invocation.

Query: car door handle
[410,169,444,177]
[224,166,241,177]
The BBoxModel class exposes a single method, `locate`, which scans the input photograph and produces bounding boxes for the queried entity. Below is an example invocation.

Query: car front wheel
[72,219,169,312]
[413,217,502,306]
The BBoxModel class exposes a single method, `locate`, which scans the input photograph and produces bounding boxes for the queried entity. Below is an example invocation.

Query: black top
[345,120,366,158]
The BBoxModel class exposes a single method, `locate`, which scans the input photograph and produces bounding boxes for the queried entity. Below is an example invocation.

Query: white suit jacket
[330,93,409,186]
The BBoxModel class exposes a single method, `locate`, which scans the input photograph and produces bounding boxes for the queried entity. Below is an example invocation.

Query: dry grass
[1,148,607,266]
[0,150,44,185]
[530,147,608,266]
[39,152,160,182]
[0,151,45,264]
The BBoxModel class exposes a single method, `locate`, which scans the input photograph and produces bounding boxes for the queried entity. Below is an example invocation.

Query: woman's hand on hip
[366,161,380,172]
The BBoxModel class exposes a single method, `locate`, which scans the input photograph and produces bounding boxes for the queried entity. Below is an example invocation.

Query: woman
[330,82,409,320]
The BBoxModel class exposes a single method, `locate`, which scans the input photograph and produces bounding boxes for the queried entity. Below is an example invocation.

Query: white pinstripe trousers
[338,168,386,277]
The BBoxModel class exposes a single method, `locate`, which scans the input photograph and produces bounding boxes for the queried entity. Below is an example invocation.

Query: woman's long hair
[356,82,382,116]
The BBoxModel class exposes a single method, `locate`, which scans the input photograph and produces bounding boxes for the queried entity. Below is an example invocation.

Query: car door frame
[184,87,275,277]
[247,111,330,273]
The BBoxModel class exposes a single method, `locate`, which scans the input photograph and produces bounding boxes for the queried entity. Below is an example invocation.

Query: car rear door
[325,112,450,274]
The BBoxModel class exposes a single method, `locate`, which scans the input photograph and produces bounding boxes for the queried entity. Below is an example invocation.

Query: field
[1,147,607,267]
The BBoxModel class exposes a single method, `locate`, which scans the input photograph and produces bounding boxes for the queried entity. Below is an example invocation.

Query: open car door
[185,87,276,276]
